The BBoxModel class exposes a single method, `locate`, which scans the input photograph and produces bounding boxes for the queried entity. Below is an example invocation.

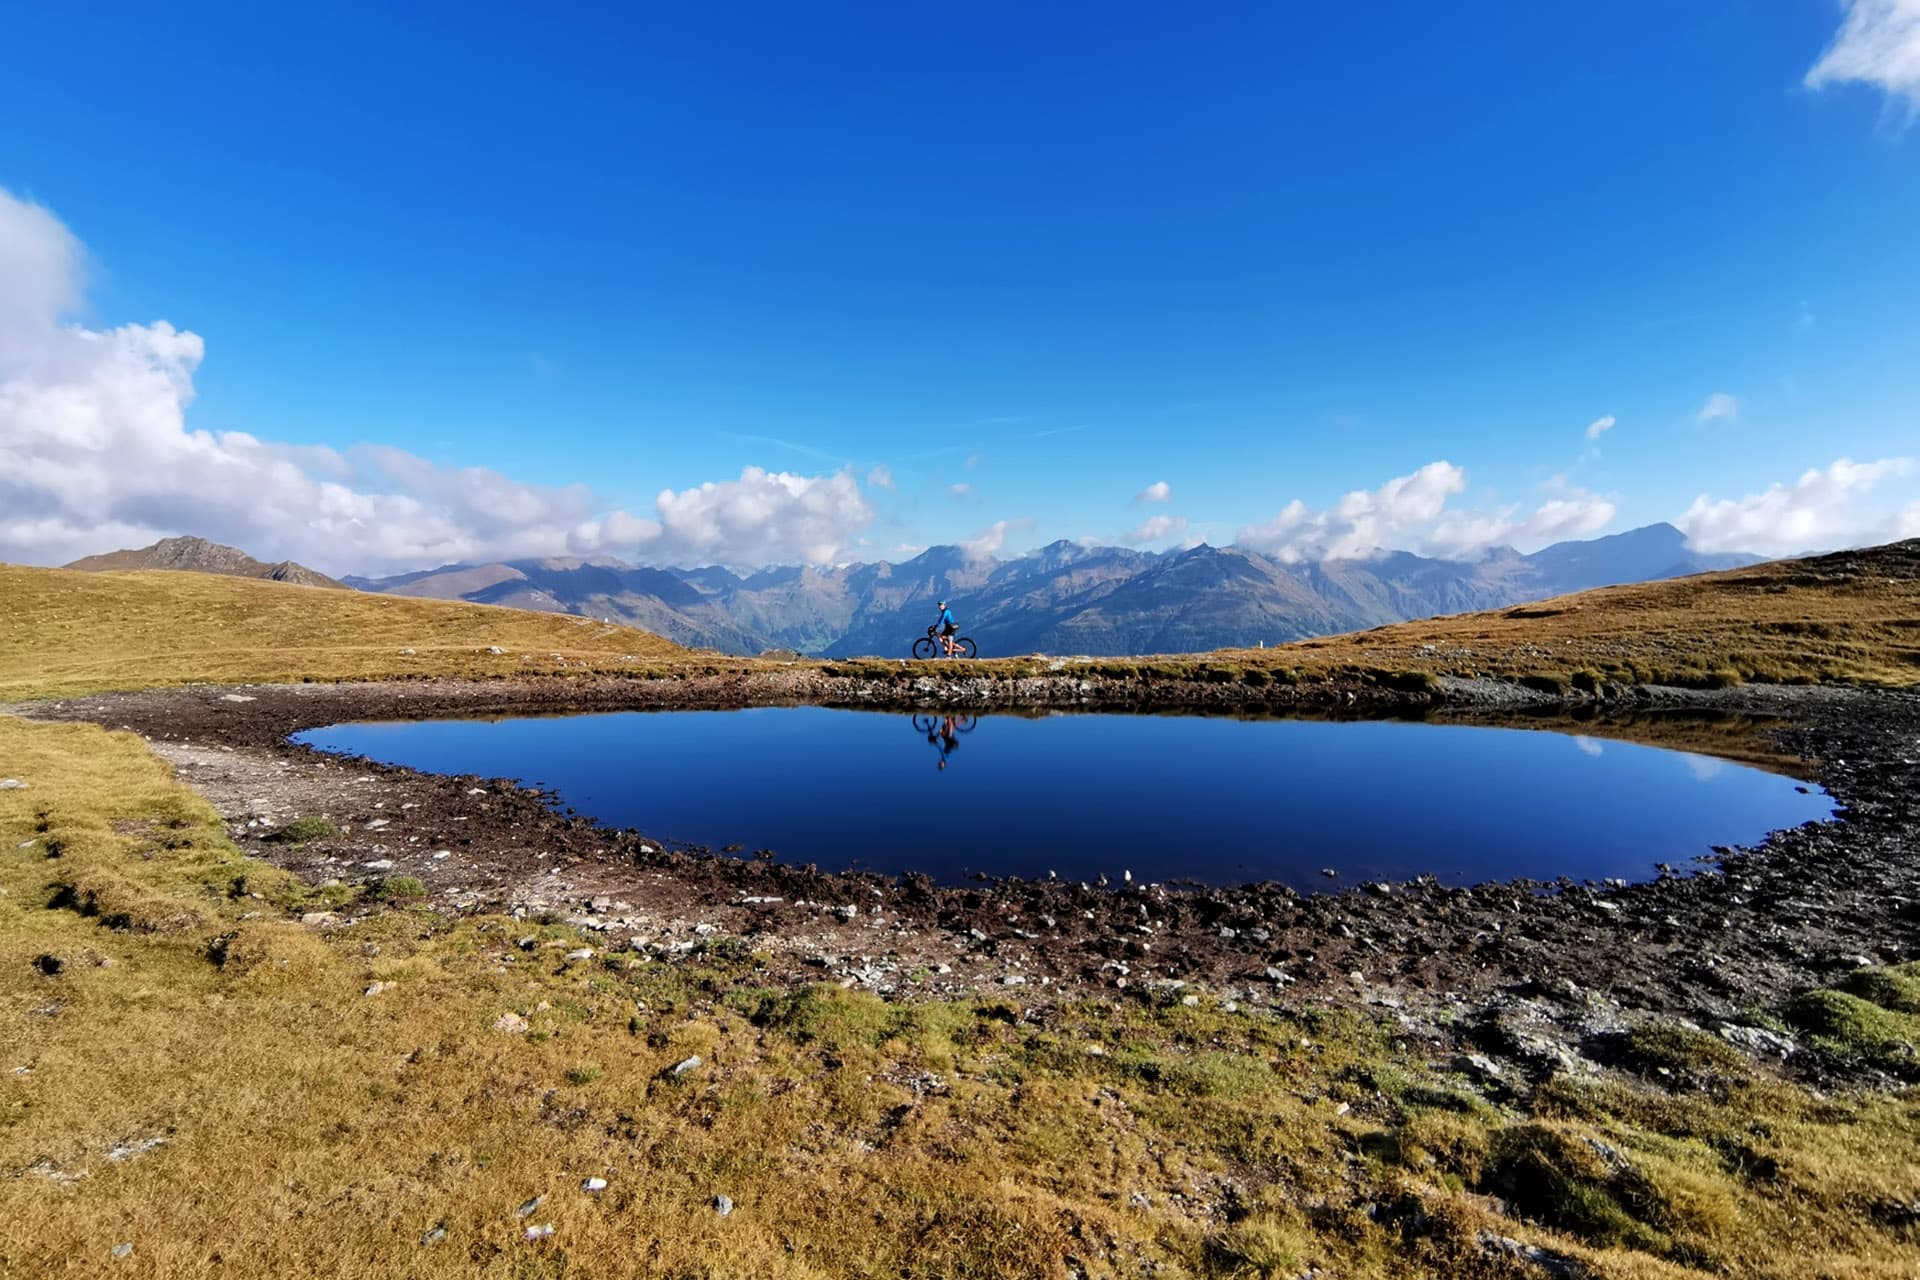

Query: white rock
[523,1223,554,1241]
[516,1195,545,1217]
[564,948,594,962]
[670,1055,702,1077]
[0,779,27,790]
[111,1244,133,1260]
[365,982,395,997]
[581,1176,608,1193]
[220,694,257,703]
[493,1012,531,1034]
[364,859,395,870]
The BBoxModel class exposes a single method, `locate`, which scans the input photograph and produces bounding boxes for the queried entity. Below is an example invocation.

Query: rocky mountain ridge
[345,523,1756,657]
[64,536,345,590]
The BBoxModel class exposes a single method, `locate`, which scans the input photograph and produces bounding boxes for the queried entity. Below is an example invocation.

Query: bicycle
[911,714,979,736]
[912,625,977,660]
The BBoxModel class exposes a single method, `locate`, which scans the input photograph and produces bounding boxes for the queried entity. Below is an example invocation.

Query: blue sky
[1,1,1917,572]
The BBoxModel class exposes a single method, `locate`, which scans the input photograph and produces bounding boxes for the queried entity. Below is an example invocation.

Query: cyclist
[935,600,959,656]
[935,715,961,770]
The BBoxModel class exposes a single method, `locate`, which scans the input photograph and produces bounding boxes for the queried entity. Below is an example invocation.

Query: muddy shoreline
[13,672,1919,1085]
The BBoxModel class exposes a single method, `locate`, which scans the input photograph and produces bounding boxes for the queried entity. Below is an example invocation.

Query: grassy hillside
[0,565,686,699]
[5,714,1919,1277]
[1263,539,1920,690]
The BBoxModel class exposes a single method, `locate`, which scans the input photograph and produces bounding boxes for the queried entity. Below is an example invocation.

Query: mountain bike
[912,625,977,659]
[912,714,979,736]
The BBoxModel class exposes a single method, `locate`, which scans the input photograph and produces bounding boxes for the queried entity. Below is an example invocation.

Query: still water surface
[294,708,1831,889]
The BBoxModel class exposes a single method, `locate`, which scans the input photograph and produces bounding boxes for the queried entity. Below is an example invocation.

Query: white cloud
[1133,480,1172,505]
[1573,736,1604,758]
[866,464,894,490]
[1126,514,1189,544]
[1237,461,1615,562]
[0,188,873,573]
[1695,392,1739,423]
[1675,456,1917,555]
[1236,462,1467,561]
[949,482,971,498]
[1805,0,1920,115]
[959,517,1032,561]
[1585,414,1616,441]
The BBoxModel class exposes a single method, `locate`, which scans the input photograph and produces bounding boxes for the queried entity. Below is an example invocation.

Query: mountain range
[335,523,1755,657]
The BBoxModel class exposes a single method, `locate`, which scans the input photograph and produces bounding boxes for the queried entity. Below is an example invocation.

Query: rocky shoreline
[13,671,1919,1088]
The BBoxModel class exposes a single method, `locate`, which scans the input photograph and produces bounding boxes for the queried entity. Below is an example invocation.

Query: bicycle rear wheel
[911,637,937,659]
[956,637,977,659]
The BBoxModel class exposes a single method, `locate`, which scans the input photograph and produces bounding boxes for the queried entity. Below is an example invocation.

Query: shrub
[1613,1022,1745,1078]
[372,875,427,902]
[267,816,336,845]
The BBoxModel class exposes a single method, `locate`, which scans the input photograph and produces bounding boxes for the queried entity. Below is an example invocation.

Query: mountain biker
[935,600,959,656]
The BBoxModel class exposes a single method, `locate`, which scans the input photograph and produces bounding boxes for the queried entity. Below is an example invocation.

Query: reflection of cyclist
[935,600,959,656]
[931,715,961,770]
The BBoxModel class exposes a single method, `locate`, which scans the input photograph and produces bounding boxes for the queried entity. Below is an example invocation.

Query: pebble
[671,1055,702,1077]
[219,694,257,703]
[493,1012,531,1035]
[364,981,395,997]
[714,1195,734,1217]
[0,779,27,790]
[516,1195,545,1218]
[524,1224,554,1241]
[835,904,859,921]
[564,948,595,962]
[111,1244,133,1260]
[420,1224,446,1245]
[582,1176,608,1193]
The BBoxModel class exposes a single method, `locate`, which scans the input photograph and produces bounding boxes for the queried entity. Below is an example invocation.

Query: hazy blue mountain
[343,523,1757,657]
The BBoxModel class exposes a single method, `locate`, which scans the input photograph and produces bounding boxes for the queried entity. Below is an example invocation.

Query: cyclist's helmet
[937,600,947,608]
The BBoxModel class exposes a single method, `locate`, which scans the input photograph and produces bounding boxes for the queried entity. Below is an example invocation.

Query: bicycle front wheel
[911,637,937,659]
[956,637,977,659]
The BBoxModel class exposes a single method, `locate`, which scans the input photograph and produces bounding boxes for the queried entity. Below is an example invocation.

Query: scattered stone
[1180,993,1200,1007]
[1128,1192,1151,1210]
[420,1224,446,1245]
[516,1195,546,1218]
[835,904,859,922]
[714,1194,734,1217]
[564,948,595,962]
[493,1012,531,1035]
[111,1244,133,1260]
[1364,881,1392,896]
[524,1223,554,1241]
[364,981,395,997]
[299,911,342,928]
[692,923,717,936]
[671,1055,702,1077]
[1321,867,1337,878]
[0,779,27,790]
[398,648,416,656]
[582,1176,608,1193]
[219,694,257,703]
[1001,975,1027,986]
[486,646,508,655]
[1719,1024,1799,1058]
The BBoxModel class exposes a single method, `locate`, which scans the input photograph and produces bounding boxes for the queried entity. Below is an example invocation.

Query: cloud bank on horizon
[0,188,1915,574]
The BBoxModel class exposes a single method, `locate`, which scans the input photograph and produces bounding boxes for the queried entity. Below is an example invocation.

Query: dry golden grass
[4,714,1919,1278]
[1250,540,1920,689]
[0,565,686,700]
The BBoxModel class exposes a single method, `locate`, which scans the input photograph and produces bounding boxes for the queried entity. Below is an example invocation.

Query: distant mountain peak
[64,536,344,589]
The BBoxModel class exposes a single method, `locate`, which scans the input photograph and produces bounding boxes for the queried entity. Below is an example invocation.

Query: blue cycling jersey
[938,607,955,627]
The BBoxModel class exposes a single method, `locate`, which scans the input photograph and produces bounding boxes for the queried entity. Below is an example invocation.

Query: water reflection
[912,713,979,771]
[295,707,1833,889]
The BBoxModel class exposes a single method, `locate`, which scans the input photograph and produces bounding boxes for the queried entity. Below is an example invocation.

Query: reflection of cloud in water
[1680,753,1725,781]
[1572,736,1604,758]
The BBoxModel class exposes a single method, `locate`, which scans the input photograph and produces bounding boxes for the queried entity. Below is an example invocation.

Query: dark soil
[14,670,1919,1087]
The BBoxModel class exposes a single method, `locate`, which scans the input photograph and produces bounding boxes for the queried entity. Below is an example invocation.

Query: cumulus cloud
[959,518,1032,561]
[1805,0,1920,115]
[866,464,894,490]
[1695,392,1740,423]
[1236,462,1467,561]
[949,482,971,498]
[1126,514,1189,544]
[1585,414,1616,441]
[1133,480,1171,504]
[1236,461,1615,562]
[1675,456,1918,555]
[0,188,874,573]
